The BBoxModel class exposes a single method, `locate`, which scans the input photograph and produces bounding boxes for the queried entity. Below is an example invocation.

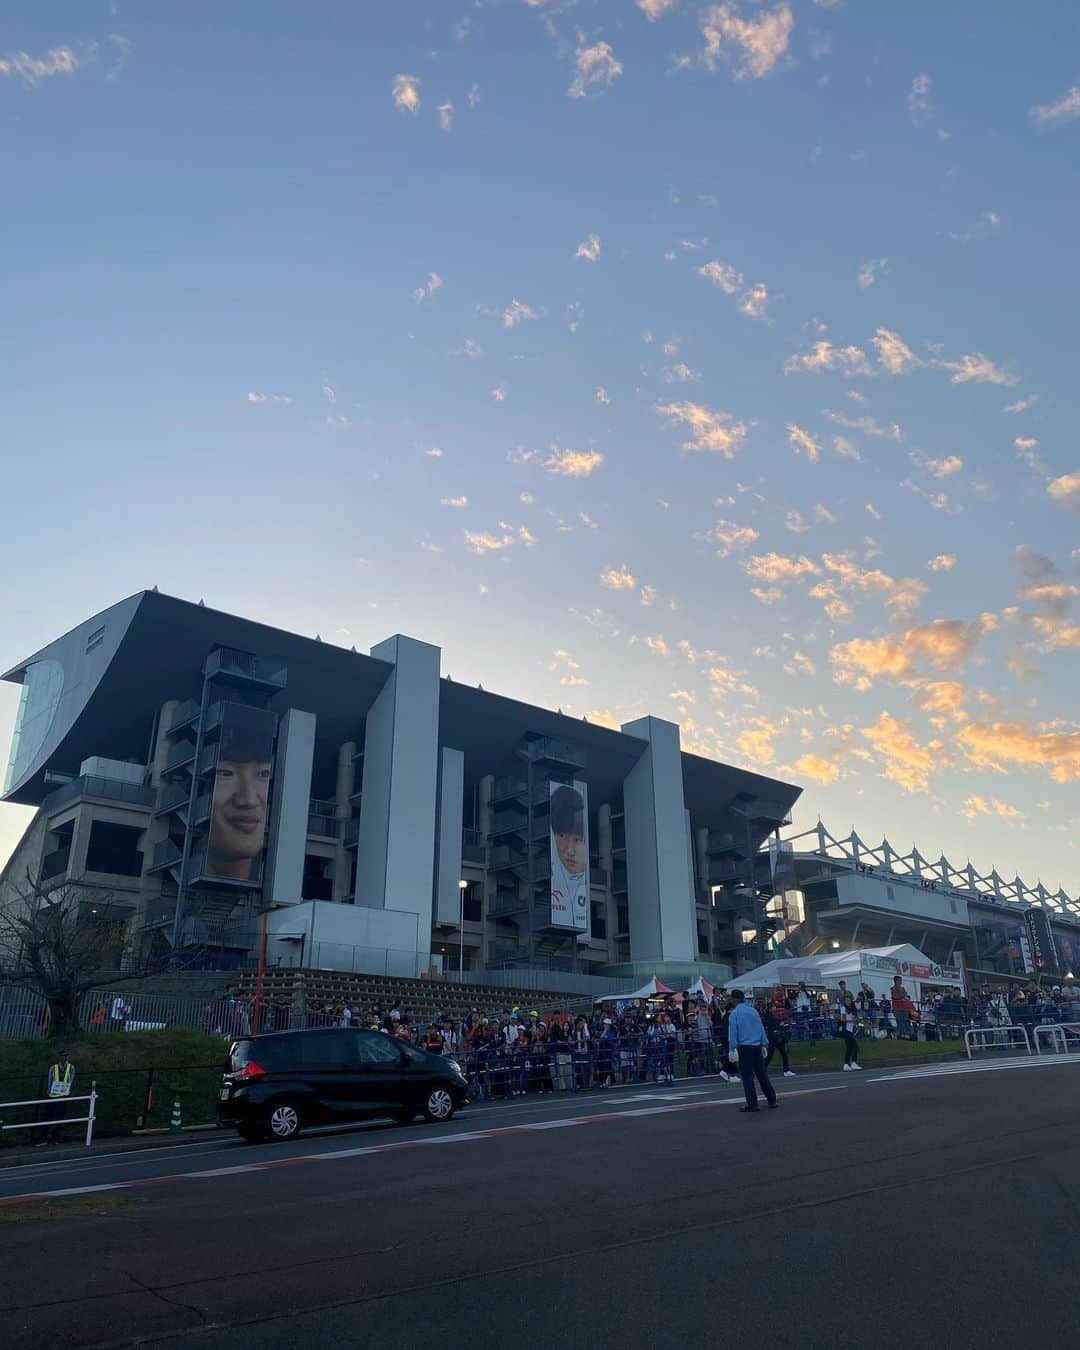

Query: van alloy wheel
[267,1103,300,1139]
[425,1088,454,1121]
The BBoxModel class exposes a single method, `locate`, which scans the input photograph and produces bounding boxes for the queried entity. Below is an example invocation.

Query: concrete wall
[353,635,440,960]
[434,746,465,925]
[263,708,317,905]
[620,716,696,964]
[264,899,423,975]
[835,872,968,927]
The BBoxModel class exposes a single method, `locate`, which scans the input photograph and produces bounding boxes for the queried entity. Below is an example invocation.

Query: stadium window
[85,821,143,876]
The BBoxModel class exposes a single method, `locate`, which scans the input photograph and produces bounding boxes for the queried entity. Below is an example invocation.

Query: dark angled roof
[3,590,802,839]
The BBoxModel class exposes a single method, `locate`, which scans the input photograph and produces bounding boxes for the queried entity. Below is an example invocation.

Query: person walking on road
[37,1049,75,1146]
[727,990,778,1113]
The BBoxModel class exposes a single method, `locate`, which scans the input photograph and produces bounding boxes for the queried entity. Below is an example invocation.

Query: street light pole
[458,879,468,976]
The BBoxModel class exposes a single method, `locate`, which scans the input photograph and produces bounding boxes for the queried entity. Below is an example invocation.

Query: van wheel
[266,1102,301,1141]
[422,1088,455,1123]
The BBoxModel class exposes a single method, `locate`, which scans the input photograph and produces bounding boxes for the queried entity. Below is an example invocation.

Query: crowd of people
[197,975,1080,1094]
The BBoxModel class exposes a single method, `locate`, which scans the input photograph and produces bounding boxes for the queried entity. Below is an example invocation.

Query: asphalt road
[3,1056,1079,1349]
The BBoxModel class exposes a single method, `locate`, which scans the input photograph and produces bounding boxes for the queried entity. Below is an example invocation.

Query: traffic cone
[170,1098,182,1134]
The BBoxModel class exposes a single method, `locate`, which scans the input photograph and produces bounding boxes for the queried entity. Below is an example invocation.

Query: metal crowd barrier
[965,1025,1031,1058]
[1033,1023,1080,1055]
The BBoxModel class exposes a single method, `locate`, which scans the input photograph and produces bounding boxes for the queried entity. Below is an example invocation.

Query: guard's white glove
[728,1052,738,1065]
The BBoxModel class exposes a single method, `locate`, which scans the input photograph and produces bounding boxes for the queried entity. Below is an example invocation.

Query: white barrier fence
[965,1025,1031,1058]
[0,1083,98,1147]
[1033,1023,1080,1055]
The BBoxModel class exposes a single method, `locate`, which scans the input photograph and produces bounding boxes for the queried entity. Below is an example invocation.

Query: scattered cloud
[579,511,599,530]
[942,353,1015,385]
[490,385,507,402]
[656,401,749,456]
[701,3,794,80]
[636,0,677,17]
[703,519,760,557]
[910,450,963,478]
[1003,395,1036,414]
[873,327,917,375]
[957,718,1080,784]
[392,73,421,114]
[1047,472,1080,511]
[831,614,997,687]
[907,73,932,125]
[595,386,611,404]
[857,258,887,289]
[699,261,743,293]
[745,553,821,584]
[326,414,352,429]
[927,554,957,572]
[737,721,778,765]
[789,752,843,785]
[467,83,480,107]
[1030,86,1080,127]
[787,424,821,463]
[440,496,468,508]
[739,282,770,320]
[961,795,1025,824]
[0,45,85,86]
[862,711,941,792]
[412,271,443,303]
[827,409,903,441]
[463,529,513,554]
[498,298,536,329]
[425,447,444,458]
[545,446,605,477]
[575,233,602,262]
[585,708,621,730]
[247,391,291,404]
[569,41,623,99]
[601,566,637,591]
[785,340,872,376]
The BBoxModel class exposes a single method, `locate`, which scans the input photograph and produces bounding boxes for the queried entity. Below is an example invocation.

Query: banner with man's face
[550,780,590,935]
[205,704,276,885]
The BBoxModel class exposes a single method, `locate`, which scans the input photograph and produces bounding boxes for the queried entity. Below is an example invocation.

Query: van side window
[355,1033,404,1065]
[297,1031,357,1070]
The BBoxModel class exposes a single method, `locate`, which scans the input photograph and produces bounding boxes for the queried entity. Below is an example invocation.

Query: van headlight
[447,1059,464,1078]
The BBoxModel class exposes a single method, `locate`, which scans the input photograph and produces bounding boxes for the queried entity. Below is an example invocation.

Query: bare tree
[0,872,165,1036]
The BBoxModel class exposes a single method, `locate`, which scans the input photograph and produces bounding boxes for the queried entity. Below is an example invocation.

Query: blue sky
[2,0,1079,892]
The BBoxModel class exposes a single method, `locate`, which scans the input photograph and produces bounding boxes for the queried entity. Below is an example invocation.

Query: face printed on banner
[551,785,586,877]
[206,705,275,881]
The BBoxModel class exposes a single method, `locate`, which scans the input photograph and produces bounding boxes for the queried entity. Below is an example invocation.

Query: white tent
[736,945,962,999]
[687,977,716,1001]
[593,976,677,1005]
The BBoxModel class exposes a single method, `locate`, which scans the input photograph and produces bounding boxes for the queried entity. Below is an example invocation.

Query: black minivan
[218,1028,468,1142]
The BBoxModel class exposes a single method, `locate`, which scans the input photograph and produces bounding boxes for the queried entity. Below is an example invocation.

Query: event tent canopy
[594,976,676,1004]
[735,945,961,995]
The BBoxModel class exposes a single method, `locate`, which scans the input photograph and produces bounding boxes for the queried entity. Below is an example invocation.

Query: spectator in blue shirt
[727,989,778,1113]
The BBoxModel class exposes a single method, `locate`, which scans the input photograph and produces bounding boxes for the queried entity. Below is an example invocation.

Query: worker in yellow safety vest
[38,1050,75,1147]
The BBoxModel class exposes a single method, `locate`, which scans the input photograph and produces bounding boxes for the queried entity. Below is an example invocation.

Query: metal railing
[1033,1023,1080,1055]
[0,1084,98,1146]
[43,774,155,813]
[965,1025,1031,1058]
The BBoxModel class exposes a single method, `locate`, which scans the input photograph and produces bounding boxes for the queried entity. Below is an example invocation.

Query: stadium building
[1,590,803,990]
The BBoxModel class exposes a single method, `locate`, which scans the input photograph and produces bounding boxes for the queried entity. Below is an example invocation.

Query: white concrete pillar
[353,635,440,963]
[434,747,465,925]
[620,715,696,964]
[264,708,316,905]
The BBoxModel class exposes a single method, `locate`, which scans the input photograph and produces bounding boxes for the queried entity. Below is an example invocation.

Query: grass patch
[0,1028,228,1144]
[0,1193,134,1223]
[784,1035,964,1072]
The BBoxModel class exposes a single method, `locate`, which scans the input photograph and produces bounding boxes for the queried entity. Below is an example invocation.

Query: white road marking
[0,1086,844,1206]
[869,1056,1080,1083]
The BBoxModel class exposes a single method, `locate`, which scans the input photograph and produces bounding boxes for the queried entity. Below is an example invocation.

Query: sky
[1,1,1079,894]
